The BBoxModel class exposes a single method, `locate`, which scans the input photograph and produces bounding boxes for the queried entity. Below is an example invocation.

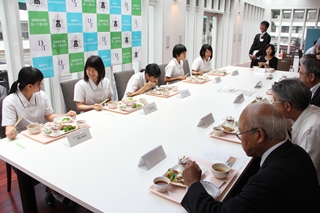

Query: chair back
[157,64,168,86]
[183,59,190,76]
[60,79,80,114]
[277,58,292,71]
[0,70,10,96]
[0,95,6,139]
[114,70,134,100]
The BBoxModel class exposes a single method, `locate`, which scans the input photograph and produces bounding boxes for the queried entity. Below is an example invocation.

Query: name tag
[197,113,215,128]
[231,70,239,76]
[212,77,221,84]
[138,145,166,170]
[254,81,263,89]
[233,93,245,104]
[180,89,191,98]
[141,102,158,115]
[260,38,264,42]
[64,127,92,147]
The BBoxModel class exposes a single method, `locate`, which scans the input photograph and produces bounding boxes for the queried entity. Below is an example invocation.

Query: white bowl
[171,86,178,92]
[212,127,224,136]
[153,176,170,193]
[77,120,87,129]
[108,101,118,109]
[53,116,72,123]
[27,123,42,134]
[139,98,147,104]
[211,163,230,179]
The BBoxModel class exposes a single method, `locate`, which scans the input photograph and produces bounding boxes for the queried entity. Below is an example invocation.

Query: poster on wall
[26,0,142,78]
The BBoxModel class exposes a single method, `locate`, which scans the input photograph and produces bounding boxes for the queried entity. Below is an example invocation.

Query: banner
[26,0,142,78]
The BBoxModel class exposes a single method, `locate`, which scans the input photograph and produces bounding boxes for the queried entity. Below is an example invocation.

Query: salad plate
[164,163,206,187]
[53,116,72,123]
[119,102,144,111]
[42,124,78,137]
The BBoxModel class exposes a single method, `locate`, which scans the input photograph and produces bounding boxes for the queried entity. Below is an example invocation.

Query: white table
[0,66,299,213]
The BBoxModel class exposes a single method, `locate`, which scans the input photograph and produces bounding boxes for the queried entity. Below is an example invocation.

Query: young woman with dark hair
[191,44,213,76]
[164,44,187,84]
[74,55,114,112]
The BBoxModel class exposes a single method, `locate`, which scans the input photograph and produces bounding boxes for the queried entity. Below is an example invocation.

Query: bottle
[289,66,294,72]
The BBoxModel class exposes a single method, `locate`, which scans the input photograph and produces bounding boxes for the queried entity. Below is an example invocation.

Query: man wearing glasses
[271,78,320,188]
[181,102,320,213]
[299,54,320,107]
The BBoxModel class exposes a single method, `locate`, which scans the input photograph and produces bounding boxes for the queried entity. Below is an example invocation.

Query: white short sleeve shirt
[2,89,54,133]
[191,56,212,73]
[74,78,114,106]
[165,58,184,84]
[123,71,146,98]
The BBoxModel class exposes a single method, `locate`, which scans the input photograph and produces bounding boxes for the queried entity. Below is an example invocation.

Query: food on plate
[60,125,76,132]
[165,168,184,184]
[132,103,142,108]
[62,117,71,122]
[178,155,188,166]
[43,127,52,134]
[221,125,235,132]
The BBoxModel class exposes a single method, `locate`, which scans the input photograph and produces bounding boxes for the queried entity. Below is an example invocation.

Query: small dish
[153,176,170,193]
[200,180,220,198]
[211,163,230,179]
[76,120,87,128]
[27,123,42,134]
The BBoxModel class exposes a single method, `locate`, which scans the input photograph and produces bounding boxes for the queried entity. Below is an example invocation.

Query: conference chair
[183,59,191,76]
[60,79,80,114]
[0,95,12,192]
[157,64,167,86]
[113,70,134,100]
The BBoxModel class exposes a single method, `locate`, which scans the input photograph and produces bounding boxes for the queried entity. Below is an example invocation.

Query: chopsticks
[13,111,26,128]
[100,98,111,105]
[184,73,190,77]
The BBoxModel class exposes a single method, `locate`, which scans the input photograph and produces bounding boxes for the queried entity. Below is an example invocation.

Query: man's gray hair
[246,104,287,141]
[300,54,320,78]
[272,78,311,111]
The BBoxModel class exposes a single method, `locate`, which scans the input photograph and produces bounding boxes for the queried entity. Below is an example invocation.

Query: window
[292,26,303,33]
[211,0,214,9]
[186,0,190,5]
[281,26,290,33]
[307,9,317,20]
[21,22,29,39]
[293,10,304,19]
[271,21,277,32]
[282,10,291,19]
[272,10,280,19]
[196,0,199,6]
[204,0,207,8]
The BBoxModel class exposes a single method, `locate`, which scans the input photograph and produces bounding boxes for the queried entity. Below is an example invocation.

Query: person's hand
[143,81,153,92]
[66,110,77,118]
[93,104,103,111]
[182,161,202,187]
[179,75,186,80]
[253,55,257,60]
[199,70,204,75]
[316,54,320,60]
[6,128,17,140]
[249,54,253,60]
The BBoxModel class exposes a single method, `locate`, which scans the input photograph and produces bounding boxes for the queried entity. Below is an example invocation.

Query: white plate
[163,163,206,187]
[53,116,72,123]
[119,102,144,111]
[42,124,78,137]
[200,180,220,198]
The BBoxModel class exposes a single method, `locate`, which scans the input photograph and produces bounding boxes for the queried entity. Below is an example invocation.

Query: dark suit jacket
[310,86,320,107]
[181,141,320,213]
[259,56,278,70]
[249,32,271,57]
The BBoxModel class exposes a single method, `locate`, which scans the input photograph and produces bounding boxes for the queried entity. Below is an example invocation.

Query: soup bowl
[27,123,42,134]
[211,163,230,179]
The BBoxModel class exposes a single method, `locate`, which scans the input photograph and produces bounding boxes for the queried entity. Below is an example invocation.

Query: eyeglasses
[270,98,282,105]
[236,128,258,141]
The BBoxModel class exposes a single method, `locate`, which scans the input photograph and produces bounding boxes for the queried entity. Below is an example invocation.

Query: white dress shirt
[74,78,114,107]
[2,89,54,133]
[123,71,146,98]
[292,105,320,185]
[191,56,212,74]
[165,58,184,85]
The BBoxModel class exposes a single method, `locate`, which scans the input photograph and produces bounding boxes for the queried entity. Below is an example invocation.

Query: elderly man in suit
[180,102,320,213]
[248,21,271,68]
[299,54,320,107]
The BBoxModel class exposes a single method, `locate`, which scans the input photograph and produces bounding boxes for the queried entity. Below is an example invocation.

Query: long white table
[0,66,299,213]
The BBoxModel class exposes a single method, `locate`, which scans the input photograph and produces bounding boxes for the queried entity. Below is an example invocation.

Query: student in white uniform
[1,66,77,207]
[2,66,77,140]
[124,63,161,98]
[191,44,213,76]
[164,44,187,84]
[74,55,114,112]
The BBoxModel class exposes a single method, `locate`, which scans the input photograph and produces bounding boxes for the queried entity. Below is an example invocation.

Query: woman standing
[191,44,213,76]
[74,55,114,112]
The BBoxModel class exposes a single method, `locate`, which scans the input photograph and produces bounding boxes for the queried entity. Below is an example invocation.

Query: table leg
[16,169,38,213]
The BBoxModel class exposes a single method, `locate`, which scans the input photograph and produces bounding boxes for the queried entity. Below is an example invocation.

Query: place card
[138,145,166,170]
[179,89,191,98]
[255,68,265,73]
[233,93,245,104]
[254,81,263,88]
[231,70,239,76]
[266,74,273,80]
[64,127,92,147]
[197,113,215,128]
[141,102,158,115]
[212,76,221,84]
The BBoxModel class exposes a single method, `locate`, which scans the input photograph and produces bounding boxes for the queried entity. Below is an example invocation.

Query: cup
[27,123,42,134]
[256,95,262,101]
[178,155,189,166]
[77,120,87,129]
[163,90,170,96]
[153,176,170,193]
[171,86,178,92]
[211,163,230,179]
[51,124,61,136]
[225,116,235,127]
[139,98,147,105]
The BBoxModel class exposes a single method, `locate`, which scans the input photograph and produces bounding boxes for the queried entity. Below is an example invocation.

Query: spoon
[219,181,227,189]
